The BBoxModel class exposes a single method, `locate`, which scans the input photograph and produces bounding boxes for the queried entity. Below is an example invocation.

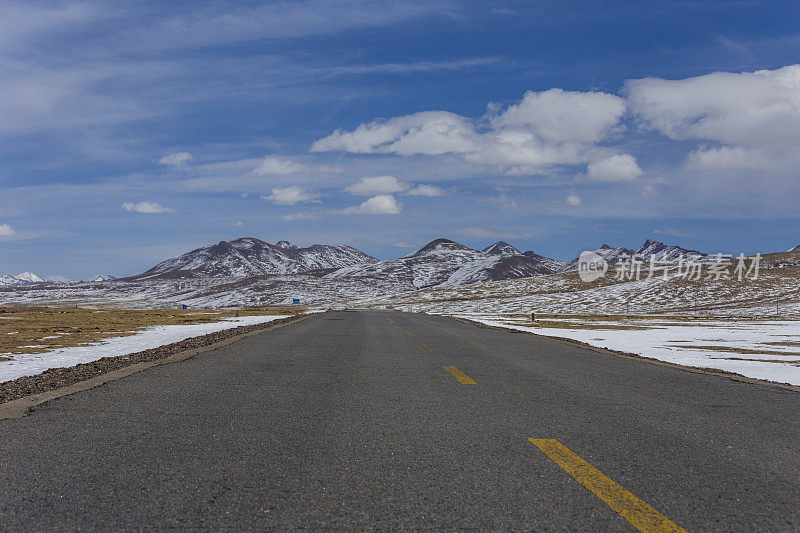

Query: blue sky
[1,0,800,279]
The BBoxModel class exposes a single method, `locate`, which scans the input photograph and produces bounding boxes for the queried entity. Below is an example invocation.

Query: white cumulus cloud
[345,175,407,195]
[626,65,800,147]
[44,274,72,282]
[405,184,445,196]
[158,152,193,166]
[0,223,15,236]
[264,186,318,205]
[312,89,627,175]
[253,156,309,175]
[565,194,582,207]
[685,145,798,172]
[343,194,403,215]
[312,111,475,156]
[490,88,626,143]
[586,154,643,182]
[626,64,800,171]
[122,201,174,213]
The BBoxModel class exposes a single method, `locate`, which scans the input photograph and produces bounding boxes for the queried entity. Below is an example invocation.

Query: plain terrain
[0,307,292,358]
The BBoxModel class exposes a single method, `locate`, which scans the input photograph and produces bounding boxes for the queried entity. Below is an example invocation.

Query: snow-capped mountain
[327,238,560,290]
[562,244,636,271]
[132,237,379,280]
[0,275,22,286]
[788,244,800,252]
[92,274,117,282]
[563,240,710,271]
[482,241,522,255]
[15,272,46,283]
[482,240,566,272]
[0,272,47,286]
[483,241,566,275]
[522,250,567,273]
[634,239,708,262]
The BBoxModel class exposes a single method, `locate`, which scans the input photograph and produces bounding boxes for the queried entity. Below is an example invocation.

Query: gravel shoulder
[0,314,308,407]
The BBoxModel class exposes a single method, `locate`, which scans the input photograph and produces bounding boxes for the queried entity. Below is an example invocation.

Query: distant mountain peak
[635,239,705,260]
[330,237,564,290]
[208,240,236,253]
[562,244,635,271]
[562,239,711,272]
[0,272,47,286]
[482,241,522,255]
[788,244,800,252]
[15,272,46,283]
[423,238,458,247]
[408,238,473,258]
[92,274,117,282]
[133,236,378,280]
[522,250,567,272]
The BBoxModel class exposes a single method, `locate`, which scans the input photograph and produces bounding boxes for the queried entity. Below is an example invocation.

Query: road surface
[1,310,798,530]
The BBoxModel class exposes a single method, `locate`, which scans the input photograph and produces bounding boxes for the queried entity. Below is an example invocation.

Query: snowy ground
[451,313,800,386]
[360,268,800,318]
[0,314,291,383]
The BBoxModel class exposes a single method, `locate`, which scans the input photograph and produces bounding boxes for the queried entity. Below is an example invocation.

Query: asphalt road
[1,310,798,530]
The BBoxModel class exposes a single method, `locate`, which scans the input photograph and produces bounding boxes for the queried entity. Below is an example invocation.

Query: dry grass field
[0,307,295,359]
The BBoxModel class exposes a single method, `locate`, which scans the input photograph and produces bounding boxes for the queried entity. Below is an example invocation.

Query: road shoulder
[0,313,313,419]
[446,314,800,393]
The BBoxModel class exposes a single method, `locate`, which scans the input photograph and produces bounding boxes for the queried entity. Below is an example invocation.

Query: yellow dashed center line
[528,439,686,533]
[403,331,414,336]
[415,343,432,352]
[442,366,477,384]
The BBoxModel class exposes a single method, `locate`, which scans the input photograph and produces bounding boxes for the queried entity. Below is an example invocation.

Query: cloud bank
[346,176,406,195]
[122,201,174,214]
[158,152,193,166]
[314,64,800,181]
[312,88,633,177]
[343,195,403,215]
[265,186,318,205]
[626,64,800,171]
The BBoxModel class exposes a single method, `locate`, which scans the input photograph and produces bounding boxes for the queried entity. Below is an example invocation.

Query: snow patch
[457,314,800,386]
[0,315,292,383]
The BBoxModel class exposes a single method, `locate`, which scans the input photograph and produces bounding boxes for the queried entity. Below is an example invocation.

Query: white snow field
[0,314,291,383]
[452,314,800,386]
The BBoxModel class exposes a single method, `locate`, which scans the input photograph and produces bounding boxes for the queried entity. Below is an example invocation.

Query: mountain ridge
[327,238,562,290]
[561,239,711,271]
[0,272,48,286]
[130,237,379,280]
[7,237,791,290]
[482,241,522,256]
